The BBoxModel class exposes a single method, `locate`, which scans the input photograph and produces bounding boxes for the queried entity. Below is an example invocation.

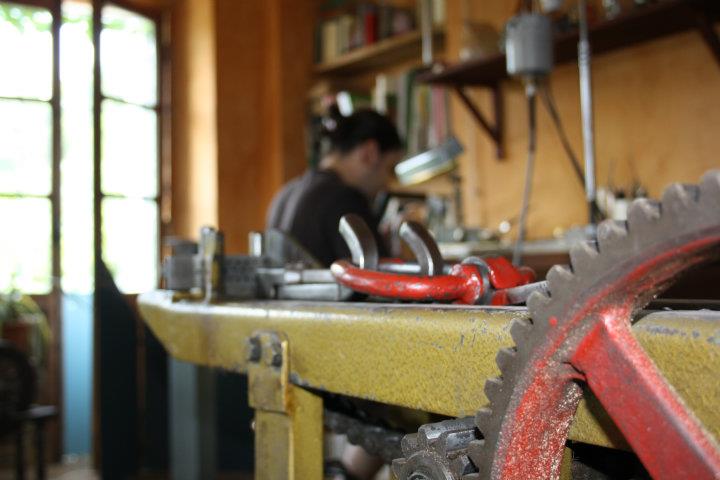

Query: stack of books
[315,2,416,64]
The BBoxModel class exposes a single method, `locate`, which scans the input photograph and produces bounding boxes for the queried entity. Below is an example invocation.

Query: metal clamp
[332,217,541,305]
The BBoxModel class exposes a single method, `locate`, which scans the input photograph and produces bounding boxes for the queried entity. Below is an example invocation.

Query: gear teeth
[394,418,480,479]
[627,198,662,234]
[526,292,551,323]
[509,318,532,345]
[474,407,494,432]
[569,241,599,276]
[417,425,438,448]
[596,220,628,252]
[459,170,720,480]
[467,439,485,460]
[401,433,419,454]
[484,377,504,403]
[391,458,406,471]
[545,265,574,294]
[700,170,720,204]
[662,183,700,212]
[495,347,517,375]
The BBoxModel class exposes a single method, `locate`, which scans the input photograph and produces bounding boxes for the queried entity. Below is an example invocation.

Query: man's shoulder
[302,170,363,201]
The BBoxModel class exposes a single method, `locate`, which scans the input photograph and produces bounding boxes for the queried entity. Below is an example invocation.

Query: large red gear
[467,171,720,479]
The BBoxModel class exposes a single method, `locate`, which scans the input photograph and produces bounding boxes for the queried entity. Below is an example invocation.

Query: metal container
[505,13,553,78]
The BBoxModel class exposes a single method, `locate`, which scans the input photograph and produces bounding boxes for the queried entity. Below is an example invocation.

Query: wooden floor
[0,456,97,480]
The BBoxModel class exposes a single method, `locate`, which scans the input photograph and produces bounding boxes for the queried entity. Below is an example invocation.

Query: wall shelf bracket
[454,84,504,159]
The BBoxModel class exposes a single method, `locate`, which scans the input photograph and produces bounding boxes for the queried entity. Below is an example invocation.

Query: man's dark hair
[323,107,403,155]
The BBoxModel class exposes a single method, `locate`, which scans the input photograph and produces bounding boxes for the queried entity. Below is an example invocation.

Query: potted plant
[0,290,51,367]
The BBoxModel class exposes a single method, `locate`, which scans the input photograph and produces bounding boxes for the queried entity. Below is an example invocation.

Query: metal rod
[513,81,537,266]
[578,0,598,223]
[420,0,433,66]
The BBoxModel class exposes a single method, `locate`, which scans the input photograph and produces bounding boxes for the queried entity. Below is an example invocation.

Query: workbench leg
[254,386,323,480]
[248,331,323,480]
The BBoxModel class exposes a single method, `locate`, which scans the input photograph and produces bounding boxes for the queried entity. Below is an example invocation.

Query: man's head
[321,109,404,199]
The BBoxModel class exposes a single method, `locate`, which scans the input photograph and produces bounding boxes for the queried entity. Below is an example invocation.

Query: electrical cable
[513,81,538,266]
[540,82,585,187]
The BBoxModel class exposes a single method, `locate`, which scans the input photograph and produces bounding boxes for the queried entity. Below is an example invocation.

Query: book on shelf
[315,1,418,65]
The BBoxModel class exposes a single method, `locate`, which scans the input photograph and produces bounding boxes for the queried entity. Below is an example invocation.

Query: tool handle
[331,260,485,304]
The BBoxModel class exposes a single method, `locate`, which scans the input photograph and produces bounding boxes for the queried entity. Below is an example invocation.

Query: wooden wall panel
[170,0,218,239]
[448,0,720,240]
[214,0,271,254]
[214,0,318,254]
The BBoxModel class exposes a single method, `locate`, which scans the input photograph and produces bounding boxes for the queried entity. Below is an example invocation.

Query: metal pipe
[578,0,598,222]
[420,0,434,66]
[513,81,538,266]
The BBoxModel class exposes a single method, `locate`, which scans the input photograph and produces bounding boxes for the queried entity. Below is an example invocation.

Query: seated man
[266,108,403,267]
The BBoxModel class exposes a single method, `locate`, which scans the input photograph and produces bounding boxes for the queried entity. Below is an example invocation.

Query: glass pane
[101,100,158,197]
[0,2,53,100]
[101,5,157,106]
[0,99,52,195]
[102,198,158,293]
[0,198,52,293]
[61,1,94,294]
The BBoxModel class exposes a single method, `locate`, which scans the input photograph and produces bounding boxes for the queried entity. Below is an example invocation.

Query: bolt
[247,336,262,363]
[270,342,283,367]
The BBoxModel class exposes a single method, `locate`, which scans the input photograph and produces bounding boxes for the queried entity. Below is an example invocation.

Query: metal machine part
[338,213,451,276]
[199,226,224,301]
[334,213,539,305]
[332,251,538,305]
[224,256,267,298]
[392,417,478,480]
[339,214,379,270]
[504,13,553,78]
[470,172,720,479]
[393,171,720,479]
[578,0,599,223]
[399,221,445,276]
[511,81,537,267]
[162,253,197,291]
[248,231,264,257]
[263,228,323,269]
[163,228,344,301]
[139,288,720,478]
[324,410,405,464]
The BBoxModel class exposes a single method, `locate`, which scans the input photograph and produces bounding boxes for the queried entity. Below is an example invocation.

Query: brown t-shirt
[266,169,387,267]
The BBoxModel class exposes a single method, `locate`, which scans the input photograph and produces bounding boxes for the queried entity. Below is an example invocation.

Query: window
[0,2,54,294]
[1,0,163,459]
[99,4,160,293]
[0,1,162,295]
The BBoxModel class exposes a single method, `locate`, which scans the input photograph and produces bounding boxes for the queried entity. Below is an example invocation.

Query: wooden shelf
[314,28,445,76]
[417,0,720,160]
[419,0,720,86]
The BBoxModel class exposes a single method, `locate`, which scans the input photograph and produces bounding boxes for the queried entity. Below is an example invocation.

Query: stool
[13,405,58,480]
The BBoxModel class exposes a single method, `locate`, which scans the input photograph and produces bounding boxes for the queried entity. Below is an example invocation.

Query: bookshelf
[314,27,445,76]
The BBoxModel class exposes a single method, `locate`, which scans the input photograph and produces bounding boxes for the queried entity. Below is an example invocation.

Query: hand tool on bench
[332,215,547,305]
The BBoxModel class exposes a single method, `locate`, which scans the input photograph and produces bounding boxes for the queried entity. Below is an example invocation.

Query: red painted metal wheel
[468,172,720,479]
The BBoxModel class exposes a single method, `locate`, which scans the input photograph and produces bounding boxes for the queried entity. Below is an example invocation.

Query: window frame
[0,0,170,463]
[93,0,166,295]
[0,0,61,294]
